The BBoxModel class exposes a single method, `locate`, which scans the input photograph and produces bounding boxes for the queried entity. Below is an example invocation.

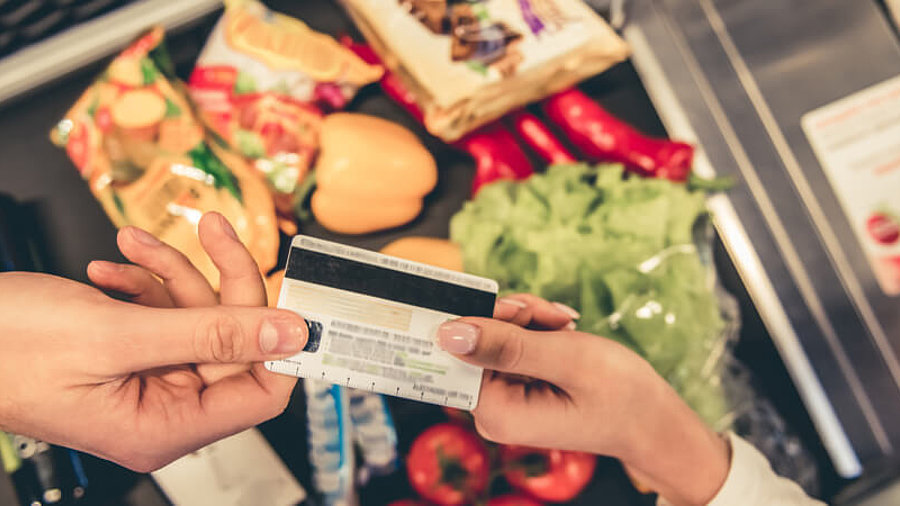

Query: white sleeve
[658,433,826,506]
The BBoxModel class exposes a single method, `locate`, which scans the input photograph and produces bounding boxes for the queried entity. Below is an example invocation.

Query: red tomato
[867,212,900,245]
[500,446,596,503]
[407,423,490,505]
[65,121,91,175]
[488,494,544,506]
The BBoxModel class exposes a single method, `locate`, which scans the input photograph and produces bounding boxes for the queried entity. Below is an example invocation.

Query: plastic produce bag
[451,163,819,493]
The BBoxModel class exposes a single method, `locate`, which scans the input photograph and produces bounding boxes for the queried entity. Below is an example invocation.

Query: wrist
[617,377,731,505]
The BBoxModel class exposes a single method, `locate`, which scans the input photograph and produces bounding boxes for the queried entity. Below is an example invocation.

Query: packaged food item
[339,0,629,141]
[311,113,438,235]
[51,27,278,287]
[188,0,383,213]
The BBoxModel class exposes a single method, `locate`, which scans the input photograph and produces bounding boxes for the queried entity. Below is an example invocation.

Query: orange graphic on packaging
[224,0,382,84]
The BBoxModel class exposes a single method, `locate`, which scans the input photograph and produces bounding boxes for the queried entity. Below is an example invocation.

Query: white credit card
[266,235,498,410]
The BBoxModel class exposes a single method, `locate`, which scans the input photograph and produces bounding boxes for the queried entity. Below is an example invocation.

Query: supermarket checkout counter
[0,0,897,504]
[625,0,900,487]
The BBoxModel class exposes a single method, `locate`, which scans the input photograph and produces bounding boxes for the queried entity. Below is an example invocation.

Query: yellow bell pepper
[312,113,438,234]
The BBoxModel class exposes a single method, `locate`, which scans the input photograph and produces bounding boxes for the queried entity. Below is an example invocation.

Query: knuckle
[492,326,526,370]
[196,314,245,363]
[222,268,262,288]
[511,307,534,327]
[156,248,193,279]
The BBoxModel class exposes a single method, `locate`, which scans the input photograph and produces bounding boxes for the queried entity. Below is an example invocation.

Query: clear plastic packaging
[50,27,278,287]
[339,0,629,141]
[188,0,382,217]
[451,164,819,493]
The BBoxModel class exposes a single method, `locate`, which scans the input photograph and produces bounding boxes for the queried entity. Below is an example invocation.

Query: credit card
[266,236,498,410]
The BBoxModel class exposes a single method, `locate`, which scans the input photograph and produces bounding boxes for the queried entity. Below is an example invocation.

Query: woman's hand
[443,295,730,506]
[0,213,306,472]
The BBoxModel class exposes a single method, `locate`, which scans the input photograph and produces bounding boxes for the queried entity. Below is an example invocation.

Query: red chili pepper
[340,35,424,122]
[506,109,575,164]
[455,123,535,196]
[542,88,694,181]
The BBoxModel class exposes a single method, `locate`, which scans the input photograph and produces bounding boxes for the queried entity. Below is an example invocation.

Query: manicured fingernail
[437,320,480,355]
[498,297,528,309]
[217,213,239,241]
[259,318,306,354]
[553,302,581,320]
[129,227,161,247]
[564,321,577,331]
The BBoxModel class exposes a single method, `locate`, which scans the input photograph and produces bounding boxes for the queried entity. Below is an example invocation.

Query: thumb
[436,317,582,386]
[104,304,308,371]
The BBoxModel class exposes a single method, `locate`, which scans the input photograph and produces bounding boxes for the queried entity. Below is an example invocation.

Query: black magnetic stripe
[285,247,495,317]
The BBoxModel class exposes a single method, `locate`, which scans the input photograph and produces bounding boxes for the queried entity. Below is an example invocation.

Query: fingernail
[437,320,480,355]
[497,297,527,309]
[259,318,306,354]
[217,213,239,241]
[553,302,581,320]
[564,321,577,331]
[129,227,161,247]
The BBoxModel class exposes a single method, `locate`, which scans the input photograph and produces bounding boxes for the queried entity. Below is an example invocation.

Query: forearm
[618,378,730,506]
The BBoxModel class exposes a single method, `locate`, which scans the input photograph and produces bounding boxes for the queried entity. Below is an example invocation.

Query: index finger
[437,317,587,387]
[198,212,267,307]
[117,226,217,307]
